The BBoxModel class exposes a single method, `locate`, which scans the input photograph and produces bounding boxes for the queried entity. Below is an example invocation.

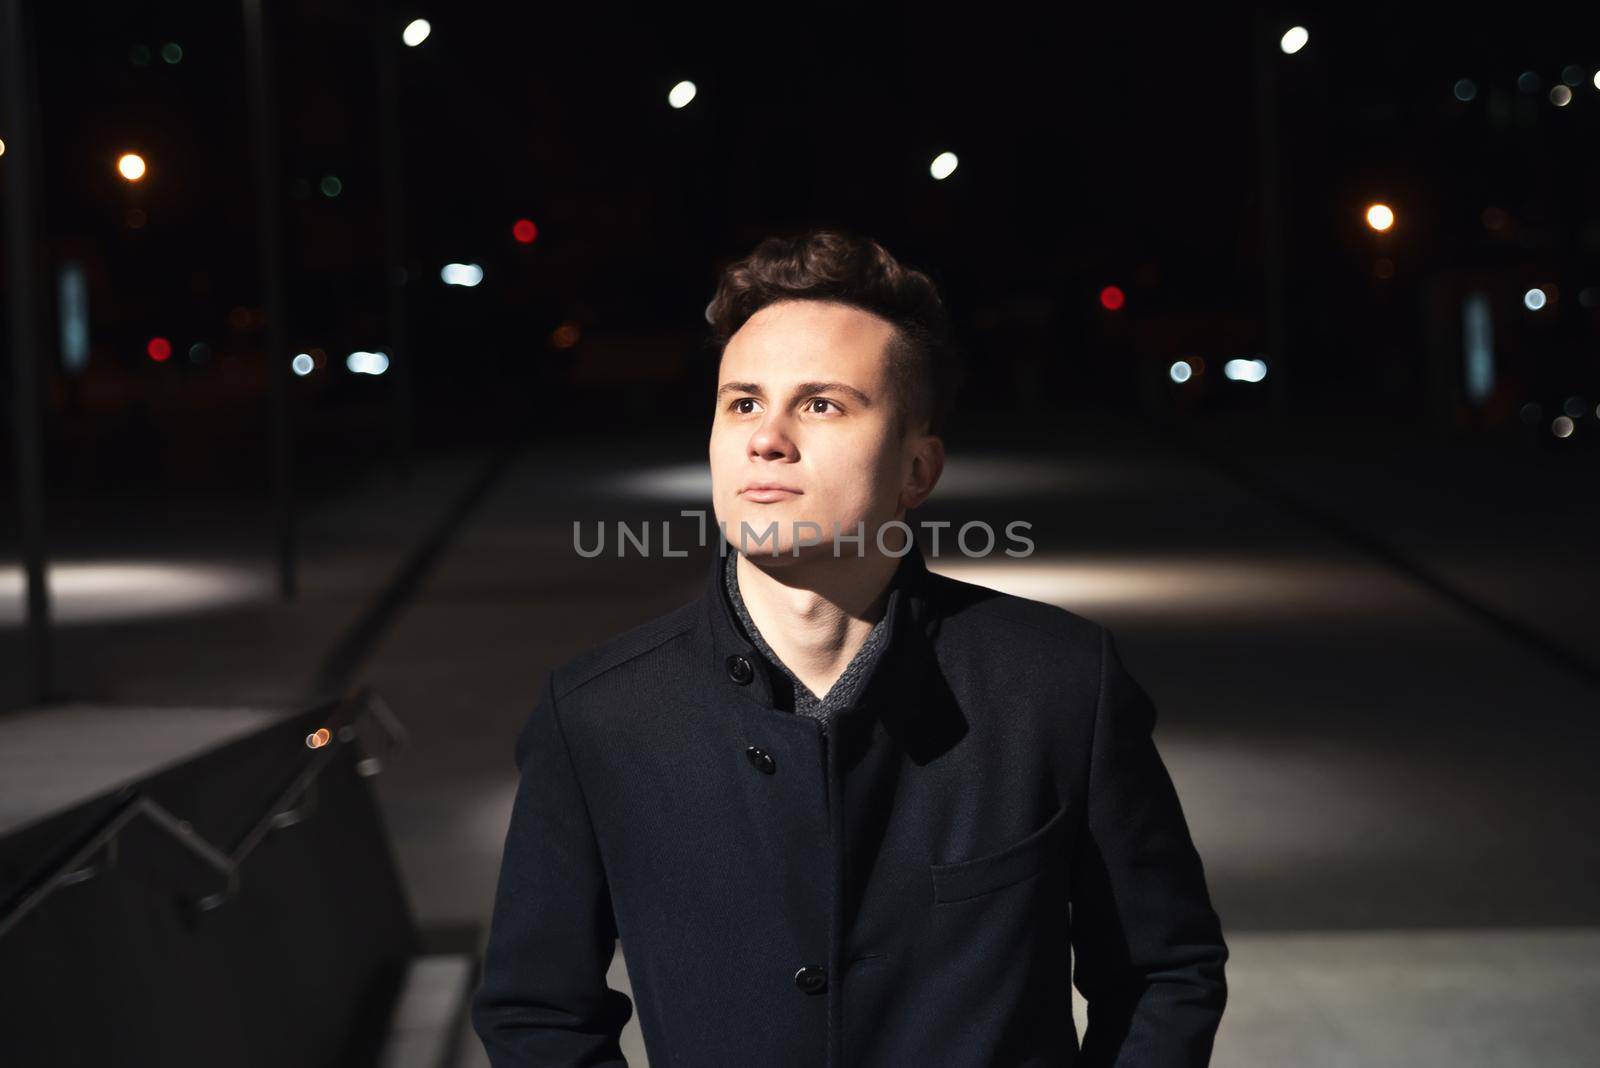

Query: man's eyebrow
[715,381,874,406]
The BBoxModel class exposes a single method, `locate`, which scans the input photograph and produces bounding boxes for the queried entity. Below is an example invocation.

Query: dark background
[7,1,1600,501]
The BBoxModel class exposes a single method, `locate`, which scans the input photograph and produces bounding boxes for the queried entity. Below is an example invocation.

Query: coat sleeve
[470,670,635,1066]
[1069,625,1229,1067]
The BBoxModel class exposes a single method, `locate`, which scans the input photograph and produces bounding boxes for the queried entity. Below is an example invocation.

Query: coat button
[725,654,753,685]
[793,965,827,995]
[745,745,775,774]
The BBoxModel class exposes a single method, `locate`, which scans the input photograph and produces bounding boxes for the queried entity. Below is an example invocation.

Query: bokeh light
[1225,358,1268,382]
[402,19,431,46]
[117,153,147,181]
[668,80,697,108]
[346,350,390,375]
[440,263,484,287]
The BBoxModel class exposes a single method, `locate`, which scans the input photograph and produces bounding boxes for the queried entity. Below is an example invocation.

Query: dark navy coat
[471,539,1228,1066]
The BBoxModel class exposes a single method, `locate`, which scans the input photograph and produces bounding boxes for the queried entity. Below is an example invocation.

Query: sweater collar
[700,536,934,725]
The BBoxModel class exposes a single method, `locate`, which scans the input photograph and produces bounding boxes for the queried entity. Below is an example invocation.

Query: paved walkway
[0,449,502,713]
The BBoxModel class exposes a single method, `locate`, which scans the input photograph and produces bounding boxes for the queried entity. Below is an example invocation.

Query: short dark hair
[705,228,964,439]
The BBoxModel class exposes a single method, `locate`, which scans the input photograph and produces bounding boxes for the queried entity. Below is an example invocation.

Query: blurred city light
[291,353,315,376]
[58,262,89,373]
[161,42,183,64]
[1279,26,1309,55]
[924,553,1390,621]
[608,456,1104,504]
[402,19,431,47]
[668,80,697,108]
[512,218,538,244]
[1224,357,1268,382]
[1594,70,1600,91]
[1562,64,1585,87]
[1517,71,1540,93]
[1523,287,1547,311]
[146,337,172,362]
[551,321,581,348]
[1462,291,1495,405]
[1169,360,1193,383]
[1453,79,1477,102]
[117,153,147,181]
[1365,203,1394,231]
[1099,285,1125,311]
[440,262,483,287]
[320,174,342,197]
[929,151,958,180]
[1550,85,1573,107]
[0,561,274,625]
[1562,396,1587,418]
[346,350,390,375]
[0,137,7,156]
[1552,416,1574,438]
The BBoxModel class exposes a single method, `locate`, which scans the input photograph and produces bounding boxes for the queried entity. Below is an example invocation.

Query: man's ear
[901,435,944,511]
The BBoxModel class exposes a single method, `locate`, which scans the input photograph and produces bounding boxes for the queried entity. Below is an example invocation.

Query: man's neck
[733,547,899,701]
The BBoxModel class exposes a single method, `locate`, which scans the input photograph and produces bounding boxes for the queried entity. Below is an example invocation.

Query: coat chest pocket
[929,802,1071,904]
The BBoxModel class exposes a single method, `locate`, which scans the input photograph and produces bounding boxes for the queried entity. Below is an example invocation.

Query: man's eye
[806,398,839,414]
[730,398,758,414]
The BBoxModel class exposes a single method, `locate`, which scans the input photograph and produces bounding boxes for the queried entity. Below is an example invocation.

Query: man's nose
[748,415,797,458]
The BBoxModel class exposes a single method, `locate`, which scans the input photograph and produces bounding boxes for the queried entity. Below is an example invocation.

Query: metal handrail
[0,686,406,942]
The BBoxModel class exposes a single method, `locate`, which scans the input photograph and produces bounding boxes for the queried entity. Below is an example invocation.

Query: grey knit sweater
[722,549,892,728]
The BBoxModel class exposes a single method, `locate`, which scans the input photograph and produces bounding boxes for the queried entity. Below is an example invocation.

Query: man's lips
[741,484,802,501]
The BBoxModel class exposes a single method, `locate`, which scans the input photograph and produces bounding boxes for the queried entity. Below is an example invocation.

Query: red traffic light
[512,218,538,244]
[147,336,173,361]
[1099,286,1125,311]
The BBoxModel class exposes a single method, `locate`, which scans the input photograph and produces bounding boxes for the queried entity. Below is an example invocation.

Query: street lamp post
[1,0,54,704]
[1253,14,1290,427]
[243,0,296,598]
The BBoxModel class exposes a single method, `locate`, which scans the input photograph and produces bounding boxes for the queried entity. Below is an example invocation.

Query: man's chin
[725,523,837,561]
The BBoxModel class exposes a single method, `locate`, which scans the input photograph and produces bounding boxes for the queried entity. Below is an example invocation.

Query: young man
[471,229,1228,1066]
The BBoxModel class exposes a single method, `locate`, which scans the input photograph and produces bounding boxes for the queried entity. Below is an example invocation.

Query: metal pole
[375,7,413,482]
[1,0,53,705]
[1253,14,1288,427]
[243,0,295,597]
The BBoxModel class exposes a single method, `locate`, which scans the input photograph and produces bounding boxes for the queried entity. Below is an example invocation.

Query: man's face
[709,300,919,561]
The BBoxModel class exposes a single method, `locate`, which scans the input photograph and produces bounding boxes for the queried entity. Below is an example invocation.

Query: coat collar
[698,535,937,729]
